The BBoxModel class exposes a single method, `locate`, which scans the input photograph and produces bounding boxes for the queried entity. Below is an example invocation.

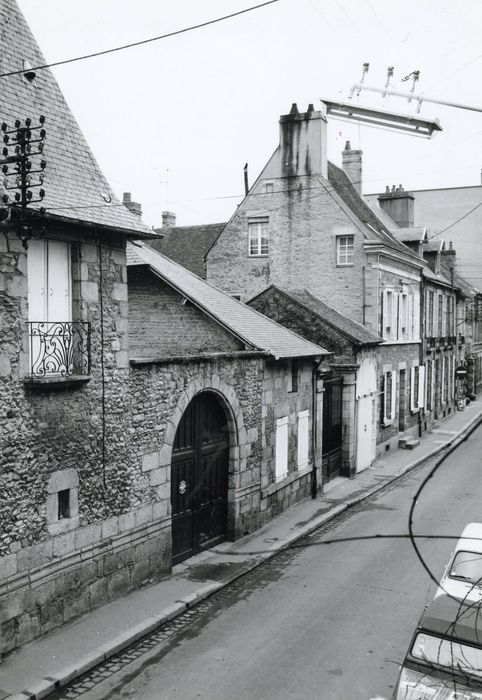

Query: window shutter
[397,293,403,340]
[391,292,397,340]
[410,367,416,412]
[391,370,397,422]
[275,417,289,481]
[418,365,425,408]
[297,410,310,469]
[382,289,388,339]
[407,294,414,340]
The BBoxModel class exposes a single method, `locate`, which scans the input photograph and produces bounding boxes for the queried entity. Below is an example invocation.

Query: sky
[16,0,482,229]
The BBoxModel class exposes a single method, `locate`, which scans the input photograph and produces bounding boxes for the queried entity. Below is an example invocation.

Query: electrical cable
[0,1,281,79]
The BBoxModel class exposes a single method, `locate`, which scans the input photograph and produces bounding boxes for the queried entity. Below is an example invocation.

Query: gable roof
[327,162,422,261]
[248,285,382,347]
[127,242,328,359]
[148,223,226,278]
[391,227,427,243]
[0,0,152,237]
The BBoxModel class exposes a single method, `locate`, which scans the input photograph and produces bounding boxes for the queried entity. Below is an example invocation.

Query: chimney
[162,211,176,227]
[377,184,414,228]
[122,192,142,217]
[279,103,327,179]
[442,240,456,274]
[342,141,363,194]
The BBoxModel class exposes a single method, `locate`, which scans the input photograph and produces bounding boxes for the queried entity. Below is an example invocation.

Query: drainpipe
[418,274,424,438]
[311,359,321,498]
[362,265,367,325]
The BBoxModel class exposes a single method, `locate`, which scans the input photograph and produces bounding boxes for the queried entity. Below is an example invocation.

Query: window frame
[383,369,397,425]
[248,217,269,257]
[336,235,354,266]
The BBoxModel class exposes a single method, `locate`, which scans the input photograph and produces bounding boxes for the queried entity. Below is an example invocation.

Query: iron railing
[27,321,91,378]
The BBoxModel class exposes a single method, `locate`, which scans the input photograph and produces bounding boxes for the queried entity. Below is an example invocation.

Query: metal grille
[27,321,91,377]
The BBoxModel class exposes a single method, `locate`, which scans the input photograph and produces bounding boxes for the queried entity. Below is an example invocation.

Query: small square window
[336,235,354,266]
[264,182,274,193]
[58,489,71,520]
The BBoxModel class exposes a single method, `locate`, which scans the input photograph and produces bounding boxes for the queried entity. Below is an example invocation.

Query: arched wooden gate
[171,392,229,565]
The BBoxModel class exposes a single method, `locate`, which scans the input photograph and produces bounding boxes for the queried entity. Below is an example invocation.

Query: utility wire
[0,0,281,79]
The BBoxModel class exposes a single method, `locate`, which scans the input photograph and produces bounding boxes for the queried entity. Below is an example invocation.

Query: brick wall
[127,266,242,358]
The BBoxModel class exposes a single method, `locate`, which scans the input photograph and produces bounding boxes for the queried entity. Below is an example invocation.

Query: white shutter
[410,367,416,412]
[275,417,289,481]
[413,291,420,340]
[391,370,397,423]
[441,356,446,403]
[391,292,397,340]
[397,293,402,340]
[27,239,47,322]
[382,289,389,339]
[297,410,309,469]
[48,240,71,322]
[418,366,425,408]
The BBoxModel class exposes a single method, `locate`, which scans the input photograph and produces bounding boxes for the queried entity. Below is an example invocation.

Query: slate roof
[391,227,427,242]
[148,223,226,278]
[249,285,382,347]
[127,242,328,359]
[0,0,152,236]
[327,162,421,260]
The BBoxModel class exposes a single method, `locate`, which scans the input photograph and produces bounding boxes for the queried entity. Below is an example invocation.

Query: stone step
[399,437,420,450]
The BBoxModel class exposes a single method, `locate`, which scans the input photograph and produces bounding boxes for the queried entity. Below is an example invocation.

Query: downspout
[418,273,424,438]
[311,359,320,499]
[362,265,367,325]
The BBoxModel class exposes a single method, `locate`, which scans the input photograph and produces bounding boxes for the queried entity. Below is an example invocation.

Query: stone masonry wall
[0,233,167,655]
[207,174,366,324]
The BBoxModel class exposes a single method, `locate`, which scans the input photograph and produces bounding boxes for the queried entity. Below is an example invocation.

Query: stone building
[248,285,382,479]
[206,106,425,462]
[0,0,165,654]
[0,3,328,655]
[126,242,328,562]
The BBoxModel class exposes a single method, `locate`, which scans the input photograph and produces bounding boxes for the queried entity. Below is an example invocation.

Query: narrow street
[49,424,482,700]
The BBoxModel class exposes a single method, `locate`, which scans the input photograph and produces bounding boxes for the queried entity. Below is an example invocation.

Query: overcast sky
[17,0,482,228]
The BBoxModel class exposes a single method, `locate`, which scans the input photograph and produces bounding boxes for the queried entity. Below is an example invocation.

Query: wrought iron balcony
[27,321,91,378]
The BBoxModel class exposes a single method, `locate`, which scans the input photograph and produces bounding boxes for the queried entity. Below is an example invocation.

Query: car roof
[455,523,482,555]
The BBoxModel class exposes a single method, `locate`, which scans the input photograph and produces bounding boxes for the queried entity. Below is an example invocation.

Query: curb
[10,410,482,700]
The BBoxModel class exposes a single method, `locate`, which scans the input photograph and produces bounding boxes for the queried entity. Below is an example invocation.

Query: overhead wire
[0,0,281,79]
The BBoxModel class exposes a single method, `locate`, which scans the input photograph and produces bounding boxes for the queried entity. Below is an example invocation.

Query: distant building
[207,105,425,471]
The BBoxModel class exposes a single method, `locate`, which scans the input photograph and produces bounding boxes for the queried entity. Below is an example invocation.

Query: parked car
[393,593,482,698]
[434,522,482,603]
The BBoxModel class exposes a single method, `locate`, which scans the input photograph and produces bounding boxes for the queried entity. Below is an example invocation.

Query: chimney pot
[307,103,314,113]
[344,141,351,151]
[123,192,142,217]
[123,192,131,203]
[289,103,299,115]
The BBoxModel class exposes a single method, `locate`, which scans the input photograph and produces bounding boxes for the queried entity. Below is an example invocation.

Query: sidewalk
[2,400,482,700]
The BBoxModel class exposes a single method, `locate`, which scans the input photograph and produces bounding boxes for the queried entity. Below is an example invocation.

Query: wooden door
[171,393,229,565]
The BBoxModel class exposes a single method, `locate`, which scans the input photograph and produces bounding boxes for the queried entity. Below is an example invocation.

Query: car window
[449,550,482,585]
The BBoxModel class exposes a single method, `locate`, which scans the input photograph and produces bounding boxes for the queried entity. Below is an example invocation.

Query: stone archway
[157,374,248,550]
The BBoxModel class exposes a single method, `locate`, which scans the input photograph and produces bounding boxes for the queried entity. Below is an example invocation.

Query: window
[382,289,395,340]
[410,365,425,412]
[383,369,397,424]
[438,295,443,337]
[426,361,434,410]
[297,410,310,469]
[336,235,354,265]
[58,489,71,519]
[448,295,455,336]
[248,217,269,256]
[275,417,289,481]
[47,468,79,535]
[399,293,408,339]
[264,182,274,193]
[427,291,434,336]
[287,360,298,393]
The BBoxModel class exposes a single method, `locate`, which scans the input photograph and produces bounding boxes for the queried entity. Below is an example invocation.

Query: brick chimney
[342,141,362,194]
[278,103,327,179]
[162,211,176,227]
[442,240,456,274]
[122,192,142,217]
[377,185,414,228]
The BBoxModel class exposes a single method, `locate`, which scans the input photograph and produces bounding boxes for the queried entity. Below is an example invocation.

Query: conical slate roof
[0,0,152,235]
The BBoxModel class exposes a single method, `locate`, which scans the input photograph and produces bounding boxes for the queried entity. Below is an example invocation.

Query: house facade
[206,106,425,464]
[247,285,382,478]
[126,242,327,564]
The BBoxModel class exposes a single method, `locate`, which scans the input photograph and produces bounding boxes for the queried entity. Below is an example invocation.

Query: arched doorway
[171,392,229,564]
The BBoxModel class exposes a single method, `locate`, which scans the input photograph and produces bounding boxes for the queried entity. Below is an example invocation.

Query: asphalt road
[64,424,482,700]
